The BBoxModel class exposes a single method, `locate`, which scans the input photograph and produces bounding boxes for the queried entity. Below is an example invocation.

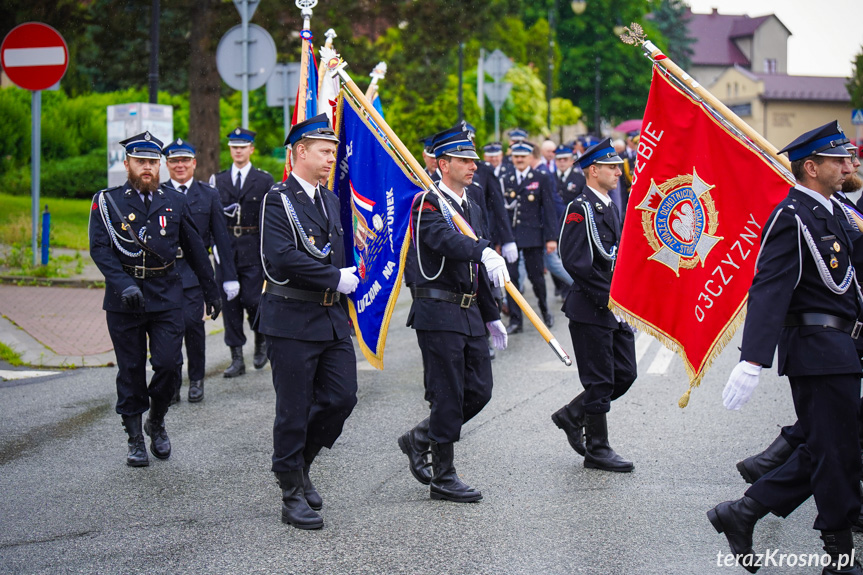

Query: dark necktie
[143,192,151,210]
[313,189,326,221]
[235,171,242,192]
[179,184,187,194]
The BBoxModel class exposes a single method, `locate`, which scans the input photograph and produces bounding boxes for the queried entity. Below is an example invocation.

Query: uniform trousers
[181,285,205,381]
[746,373,862,530]
[416,329,493,443]
[507,246,547,323]
[220,265,264,347]
[568,320,637,415]
[106,309,184,416]
[268,335,358,472]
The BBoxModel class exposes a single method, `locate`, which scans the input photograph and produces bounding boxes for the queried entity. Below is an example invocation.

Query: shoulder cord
[223,203,241,221]
[281,192,331,259]
[795,214,854,294]
[415,190,463,282]
[583,201,617,263]
[836,201,862,232]
[258,192,312,286]
[98,192,146,258]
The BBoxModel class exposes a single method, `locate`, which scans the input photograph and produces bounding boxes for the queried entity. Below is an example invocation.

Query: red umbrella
[614,119,642,133]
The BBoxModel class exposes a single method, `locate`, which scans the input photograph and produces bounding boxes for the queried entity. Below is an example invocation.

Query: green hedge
[0,149,106,198]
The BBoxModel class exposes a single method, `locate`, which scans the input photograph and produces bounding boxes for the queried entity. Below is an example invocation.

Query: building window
[764,59,777,74]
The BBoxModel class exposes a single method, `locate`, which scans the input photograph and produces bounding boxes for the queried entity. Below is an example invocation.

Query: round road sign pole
[31,90,41,267]
[241,0,249,128]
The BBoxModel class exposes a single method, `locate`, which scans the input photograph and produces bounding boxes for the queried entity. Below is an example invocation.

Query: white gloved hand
[337,266,359,294]
[212,245,221,265]
[722,361,762,410]
[487,320,508,350]
[481,247,510,288]
[222,280,240,301]
[501,242,519,264]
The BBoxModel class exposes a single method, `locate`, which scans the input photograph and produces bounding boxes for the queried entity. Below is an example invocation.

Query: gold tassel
[678,386,692,408]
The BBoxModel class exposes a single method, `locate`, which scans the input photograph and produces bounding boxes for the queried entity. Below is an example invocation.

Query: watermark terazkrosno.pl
[717,550,856,570]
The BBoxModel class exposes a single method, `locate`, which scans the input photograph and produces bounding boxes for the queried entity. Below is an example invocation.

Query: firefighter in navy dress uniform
[256,114,359,530]
[555,144,587,205]
[213,128,275,378]
[502,141,559,332]
[397,129,509,502]
[161,138,239,404]
[707,121,863,574]
[89,132,221,467]
[552,138,636,473]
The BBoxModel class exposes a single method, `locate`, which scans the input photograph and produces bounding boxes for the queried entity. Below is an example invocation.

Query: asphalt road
[0,290,842,574]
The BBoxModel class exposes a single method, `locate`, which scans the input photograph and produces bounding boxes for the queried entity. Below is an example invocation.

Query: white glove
[223,280,240,301]
[722,361,762,410]
[337,266,359,294]
[487,320,508,350]
[212,245,221,265]
[501,242,519,264]
[481,247,510,288]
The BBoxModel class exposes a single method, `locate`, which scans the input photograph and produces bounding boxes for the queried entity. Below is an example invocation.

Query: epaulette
[98,185,122,194]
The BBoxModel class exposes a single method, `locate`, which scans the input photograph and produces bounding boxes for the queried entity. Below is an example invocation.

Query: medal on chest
[159,215,167,236]
[830,254,839,269]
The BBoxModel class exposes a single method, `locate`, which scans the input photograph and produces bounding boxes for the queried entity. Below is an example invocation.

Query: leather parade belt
[265,283,341,306]
[784,313,863,339]
[231,225,259,237]
[122,260,175,279]
[411,287,477,309]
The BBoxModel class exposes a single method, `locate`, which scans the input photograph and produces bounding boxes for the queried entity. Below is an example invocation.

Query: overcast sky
[685,0,862,78]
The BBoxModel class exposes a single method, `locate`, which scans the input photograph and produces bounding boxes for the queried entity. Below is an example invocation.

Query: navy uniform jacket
[557,168,587,205]
[502,167,559,248]
[161,180,237,289]
[89,182,219,313]
[741,188,862,376]
[214,165,275,269]
[256,175,350,342]
[407,191,500,337]
[470,162,515,247]
[559,187,621,328]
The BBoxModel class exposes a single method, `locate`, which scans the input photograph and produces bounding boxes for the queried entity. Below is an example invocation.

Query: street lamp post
[594,55,601,137]
[546,0,556,131]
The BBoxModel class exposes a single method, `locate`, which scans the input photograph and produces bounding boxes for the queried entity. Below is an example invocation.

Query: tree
[848,46,863,108]
[649,0,695,70]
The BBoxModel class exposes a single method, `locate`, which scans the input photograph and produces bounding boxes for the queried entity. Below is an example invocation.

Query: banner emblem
[636,169,722,275]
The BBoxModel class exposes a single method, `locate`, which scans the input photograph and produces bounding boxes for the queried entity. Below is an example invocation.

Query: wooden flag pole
[620,24,792,173]
[328,59,572,366]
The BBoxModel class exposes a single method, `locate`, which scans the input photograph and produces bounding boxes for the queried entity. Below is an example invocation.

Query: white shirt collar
[794,183,833,214]
[516,167,530,180]
[291,172,319,201]
[231,162,253,185]
[558,167,572,180]
[587,185,612,206]
[438,180,465,208]
[171,178,192,192]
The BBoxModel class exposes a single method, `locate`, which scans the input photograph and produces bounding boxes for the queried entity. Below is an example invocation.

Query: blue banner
[331,92,423,369]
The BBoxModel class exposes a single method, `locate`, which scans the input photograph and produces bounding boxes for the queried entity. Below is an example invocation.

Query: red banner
[610,67,791,405]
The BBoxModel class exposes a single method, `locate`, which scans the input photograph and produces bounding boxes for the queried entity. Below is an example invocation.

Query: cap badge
[144,132,151,141]
[235,128,241,135]
[177,138,183,145]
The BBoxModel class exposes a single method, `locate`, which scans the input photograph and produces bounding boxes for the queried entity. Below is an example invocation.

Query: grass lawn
[0,193,91,250]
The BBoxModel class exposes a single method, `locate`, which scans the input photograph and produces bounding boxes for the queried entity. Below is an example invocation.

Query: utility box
[107,103,173,187]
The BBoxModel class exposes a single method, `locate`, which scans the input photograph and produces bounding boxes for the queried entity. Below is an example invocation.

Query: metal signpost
[266,63,301,142]
[852,109,863,148]
[483,49,513,142]
[1,22,69,266]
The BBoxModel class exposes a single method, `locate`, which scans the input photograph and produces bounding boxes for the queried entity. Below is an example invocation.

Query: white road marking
[634,331,652,363]
[0,369,58,381]
[646,345,676,374]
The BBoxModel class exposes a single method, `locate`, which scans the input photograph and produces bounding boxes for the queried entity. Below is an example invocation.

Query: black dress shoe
[506,321,523,335]
[707,497,769,573]
[188,380,204,403]
[303,465,322,511]
[223,347,245,378]
[542,311,554,328]
[144,415,171,460]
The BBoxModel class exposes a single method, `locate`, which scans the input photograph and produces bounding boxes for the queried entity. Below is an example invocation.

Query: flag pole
[328,58,572,366]
[619,24,792,173]
[365,61,387,101]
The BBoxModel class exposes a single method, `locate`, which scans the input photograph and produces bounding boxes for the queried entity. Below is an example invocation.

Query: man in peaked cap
[707,121,863,573]
[553,137,636,474]
[555,144,586,205]
[398,128,509,503]
[89,132,221,467]
[419,135,438,178]
[213,127,275,378]
[161,138,238,404]
[500,140,559,332]
[256,113,359,530]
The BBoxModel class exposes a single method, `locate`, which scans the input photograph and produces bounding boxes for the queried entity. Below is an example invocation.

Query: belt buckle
[853,321,862,340]
[233,226,242,238]
[321,291,335,307]
[460,293,473,308]
[134,266,146,279]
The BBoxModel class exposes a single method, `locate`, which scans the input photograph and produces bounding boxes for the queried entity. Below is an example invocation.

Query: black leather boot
[121,414,149,467]
[539,300,554,328]
[275,470,323,529]
[188,379,204,403]
[821,529,863,574]
[429,440,482,502]
[223,346,245,378]
[551,393,586,456]
[170,382,181,405]
[253,332,268,370]
[583,413,633,472]
[398,418,432,485]
[706,496,769,573]
[736,434,793,484]
[302,443,324,511]
[143,401,171,460]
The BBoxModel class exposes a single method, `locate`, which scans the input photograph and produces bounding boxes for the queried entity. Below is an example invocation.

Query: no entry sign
[1,22,68,91]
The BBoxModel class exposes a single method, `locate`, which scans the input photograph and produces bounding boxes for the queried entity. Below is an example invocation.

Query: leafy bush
[0,149,107,198]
